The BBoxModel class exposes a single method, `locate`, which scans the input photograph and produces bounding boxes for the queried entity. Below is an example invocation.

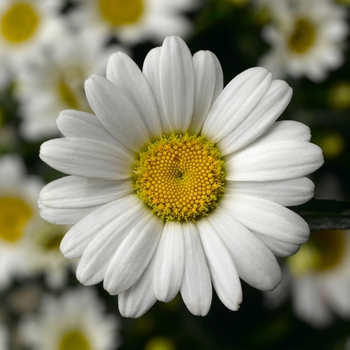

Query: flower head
[39,35,324,317]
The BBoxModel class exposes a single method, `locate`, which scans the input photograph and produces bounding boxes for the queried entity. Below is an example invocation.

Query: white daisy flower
[258,0,349,82]
[39,35,324,317]
[0,0,64,72]
[25,222,77,289]
[71,0,198,45]
[0,155,43,289]
[265,230,350,328]
[19,288,120,350]
[16,26,127,141]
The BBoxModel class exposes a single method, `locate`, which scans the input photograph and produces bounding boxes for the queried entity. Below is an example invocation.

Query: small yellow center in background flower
[288,18,316,54]
[39,227,65,251]
[59,330,90,350]
[99,0,144,26]
[134,134,225,222]
[1,3,39,44]
[58,79,79,110]
[287,230,347,277]
[0,196,32,243]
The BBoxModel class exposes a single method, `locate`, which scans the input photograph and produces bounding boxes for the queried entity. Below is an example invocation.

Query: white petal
[253,231,301,257]
[40,176,133,209]
[180,222,212,316]
[85,74,149,152]
[39,200,99,225]
[153,221,185,302]
[225,140,324,182]
[189,51,223,134]
[220,193,310,244]
[208,208,281,291]
[159,36,195,133]
[75,196,147,285]
[202,67,272,143]
[118,255,157,318]
[218,80,292,156]
[103,212,163,295]
[106,52,163,139]
[40,138,134,180]
[56,110,122,147]
[226,177,315,206]
[60,195,139,258]
[197,218,242,311]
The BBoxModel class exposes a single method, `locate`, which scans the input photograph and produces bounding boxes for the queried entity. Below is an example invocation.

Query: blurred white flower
[25,222,77,289]
[0,155,43,289]
[265,230,350,328]
[39,35,323,318]
[71,0,199,44]
[0,0,64,74]
[19,288,120,350]
[16,26,127,141]
[258,0,348,82]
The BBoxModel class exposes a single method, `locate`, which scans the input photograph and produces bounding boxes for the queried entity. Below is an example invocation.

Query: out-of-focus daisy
[258,0,348,82]
[20,288,120,350]
[72,0,198,44]
[25,222,77,289]
[39,35,323,317]
[0,0,63,73]
[0,155,43,289]
[265,230,350,328]
[16,27,127,141]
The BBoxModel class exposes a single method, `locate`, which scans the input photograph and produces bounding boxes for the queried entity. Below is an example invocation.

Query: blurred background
[1,0,350,349]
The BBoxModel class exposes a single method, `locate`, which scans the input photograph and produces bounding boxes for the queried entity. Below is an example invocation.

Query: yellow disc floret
[288,18,316,54]
[59,330,90,350]
[133,134,225,222]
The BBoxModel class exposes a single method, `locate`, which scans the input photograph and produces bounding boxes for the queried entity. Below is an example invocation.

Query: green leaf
[292,198,350,231]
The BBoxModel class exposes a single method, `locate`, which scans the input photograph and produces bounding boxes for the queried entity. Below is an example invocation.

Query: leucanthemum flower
[0,0,63,72]
[16,26,127,141]
[265,230,350,328]
[19,288,120,350]
[258,0,349,82]
[71,0,198,44]
[39,35,324,317]
[0,155,43,289]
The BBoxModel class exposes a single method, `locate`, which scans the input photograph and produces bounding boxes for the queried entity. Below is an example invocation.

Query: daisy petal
[40,176,133,209]
[226,177,314,206]
[226,140,324,182]
[180,222,212,316]
[153,221,185,302]
[218,80,292,156]
[103,213,162,295]
[197,218,242,311]
[159,36,195,133]
[75,196,147,285]
[118,255,157,318]
[202,67,272,143]
[85,74,149,152]
[189,51,223,134]
[60,195,139,259]
[209,208,281,291]
[40,138,133,180]
[56,110,121,147]
[106,52,162,139]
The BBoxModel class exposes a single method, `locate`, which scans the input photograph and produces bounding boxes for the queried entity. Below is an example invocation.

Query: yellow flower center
[288,18,316,54]
[133,134,225,222]
[0,196,33,243]
[0,3,39,44]
[99,0,144,26]
[39,227,65,251]
[59,330,90,350]
[287,230,347,277]
[58,79,79,110]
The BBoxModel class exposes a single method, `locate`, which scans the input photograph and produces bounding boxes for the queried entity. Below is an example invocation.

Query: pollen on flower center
[59,330,90,350]
[99,0,144,26]
[0,3,39,44]
[0,196,33,243]
[288,17,316,54]
[133,134,225,222]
